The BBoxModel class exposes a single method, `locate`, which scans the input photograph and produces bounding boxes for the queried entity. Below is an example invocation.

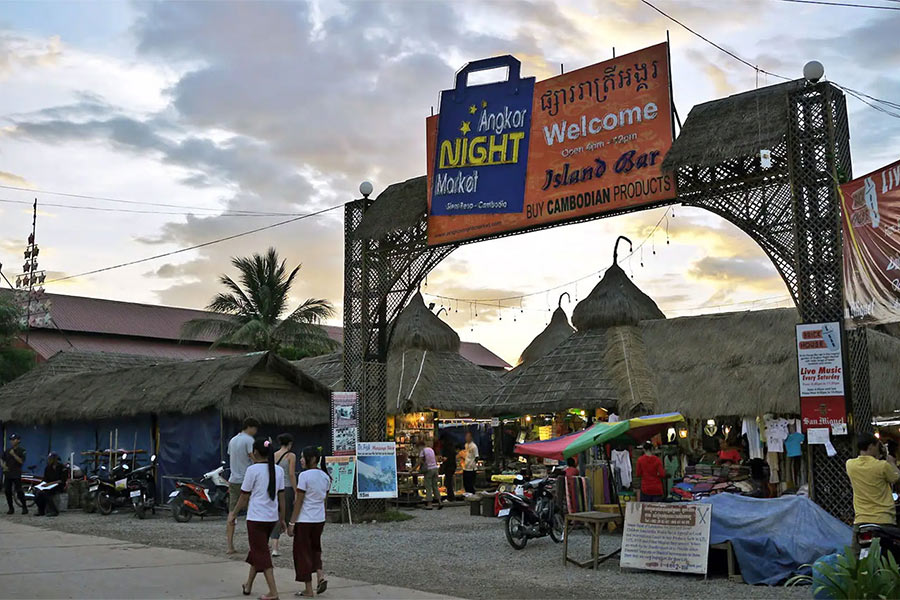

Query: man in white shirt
[463,432,479,494]
[226,417,258,555]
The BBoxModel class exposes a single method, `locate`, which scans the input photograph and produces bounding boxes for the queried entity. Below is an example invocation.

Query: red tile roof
[16,292,509,369]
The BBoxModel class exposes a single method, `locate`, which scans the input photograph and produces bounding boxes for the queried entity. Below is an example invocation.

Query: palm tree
[181,248,337,357]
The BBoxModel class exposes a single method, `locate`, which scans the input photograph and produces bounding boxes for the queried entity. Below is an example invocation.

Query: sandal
[317,579,328,595]
[242,583,252,596]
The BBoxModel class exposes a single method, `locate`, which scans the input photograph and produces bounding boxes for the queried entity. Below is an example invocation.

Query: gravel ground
[4,506,808,599]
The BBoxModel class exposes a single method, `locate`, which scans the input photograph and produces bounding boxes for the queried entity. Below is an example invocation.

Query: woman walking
[270,434,297,557]
[288,446,331,597]
[228,438,286,600]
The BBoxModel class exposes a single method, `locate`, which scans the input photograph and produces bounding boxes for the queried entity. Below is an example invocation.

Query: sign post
[620,502,712,575]
[796,323,847,437]
[356,442,398,500]
[331,391,358,456]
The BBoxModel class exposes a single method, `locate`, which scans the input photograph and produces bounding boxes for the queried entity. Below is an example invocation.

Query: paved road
[0,520,455,599]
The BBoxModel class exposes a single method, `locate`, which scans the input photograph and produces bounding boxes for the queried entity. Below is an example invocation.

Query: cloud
[0,170,29,186]
[0,32,61,79]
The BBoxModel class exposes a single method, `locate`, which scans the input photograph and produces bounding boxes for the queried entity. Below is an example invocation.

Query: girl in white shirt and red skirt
[288,446,331,597]
[228,438,286,600]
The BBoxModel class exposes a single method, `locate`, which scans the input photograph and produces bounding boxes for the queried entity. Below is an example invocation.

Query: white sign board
[331,392,358,456]
[621,502,712,575]
[356,442,398,499]
[796,323,844,397]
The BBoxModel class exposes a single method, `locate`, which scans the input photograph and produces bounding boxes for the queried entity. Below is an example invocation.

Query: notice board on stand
[620,502,711,575]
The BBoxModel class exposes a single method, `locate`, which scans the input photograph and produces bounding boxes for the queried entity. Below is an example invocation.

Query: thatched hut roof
[572,262,665,330]
[662,79,804,170]
[356,176,427,241]
[0,352,330,426]
[387,292,499,414]
[389,291,459,353]
[295,352,344,391]
[518,306,574,367]
[864,328,900,417]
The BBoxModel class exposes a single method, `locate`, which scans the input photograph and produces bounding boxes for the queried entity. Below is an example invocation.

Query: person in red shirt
[717,439,743,465]
[636,442,666,502]
[564,457,579,478]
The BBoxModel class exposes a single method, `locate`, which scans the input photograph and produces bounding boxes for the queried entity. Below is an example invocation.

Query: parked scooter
[127,454,158,519]
[858,492,900,560]
[497,469,565,550]
[84,454,134,515]
[168,462,230,523]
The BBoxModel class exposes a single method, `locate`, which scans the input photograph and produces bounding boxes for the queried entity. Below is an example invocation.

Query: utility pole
[15,198,49,343]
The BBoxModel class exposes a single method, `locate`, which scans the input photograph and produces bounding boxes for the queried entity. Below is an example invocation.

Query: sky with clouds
[0,0,898,365]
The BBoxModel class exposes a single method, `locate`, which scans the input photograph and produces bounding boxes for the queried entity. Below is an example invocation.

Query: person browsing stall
[228,438,286,600]
[847,432,900,552]
[717,439,743,465]
[564,457,579,478]
[463,432,479,495]
[636,442,667,502]
[416,438,442,510]
[288,446,331,598]
[227,417,259,555]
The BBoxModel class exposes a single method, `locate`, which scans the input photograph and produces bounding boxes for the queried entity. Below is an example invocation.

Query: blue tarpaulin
[158,410,222,496]
[700,494,852,585]
[50,421,96,470]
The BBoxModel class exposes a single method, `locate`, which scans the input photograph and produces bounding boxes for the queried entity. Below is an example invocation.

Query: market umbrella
[514,412,684,460]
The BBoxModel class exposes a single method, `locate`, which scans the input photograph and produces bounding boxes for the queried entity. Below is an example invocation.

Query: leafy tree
[0,294,35,384]
[181,248,337,357]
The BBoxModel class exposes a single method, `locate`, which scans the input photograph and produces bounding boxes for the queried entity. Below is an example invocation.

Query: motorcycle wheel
[134,503,146,519]
[172,498,193,523]
[97,492,114,516]
[549,510,565,543]
[505,512,528,550]
[14,489,36,509]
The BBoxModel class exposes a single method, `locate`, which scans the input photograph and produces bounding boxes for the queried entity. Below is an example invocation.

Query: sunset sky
[1,0,898,365]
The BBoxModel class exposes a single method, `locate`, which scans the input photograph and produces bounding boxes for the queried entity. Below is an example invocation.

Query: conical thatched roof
[356,176,427,241]
[386,293,500,414]
[572,262,665,330]
[0,352,331,426]
[518,305,574,367]
[389,291,459,353]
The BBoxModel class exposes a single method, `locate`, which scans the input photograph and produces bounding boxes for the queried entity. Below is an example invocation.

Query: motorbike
[497,470,565,550]
[858,492,900,560]
[168,462,230,523]
[18,462,82,509]
[84,454,134,515]
[127,454,158,519]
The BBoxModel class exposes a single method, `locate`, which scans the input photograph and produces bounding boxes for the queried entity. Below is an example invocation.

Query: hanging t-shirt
[785,432,805,458]
[765,417,790,453]
[610,449,632,488]
[742,417,763,460]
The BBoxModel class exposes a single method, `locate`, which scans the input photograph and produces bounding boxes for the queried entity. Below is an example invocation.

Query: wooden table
[563,511,622,569]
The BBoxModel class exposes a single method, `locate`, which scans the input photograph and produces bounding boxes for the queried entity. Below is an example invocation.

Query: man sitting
[35,453,67,517]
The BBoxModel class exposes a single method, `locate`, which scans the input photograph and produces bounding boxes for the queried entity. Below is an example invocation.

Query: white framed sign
[621,502,712,575]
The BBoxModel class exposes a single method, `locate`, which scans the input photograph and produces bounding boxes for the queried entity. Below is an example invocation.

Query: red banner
[842,159,900,326]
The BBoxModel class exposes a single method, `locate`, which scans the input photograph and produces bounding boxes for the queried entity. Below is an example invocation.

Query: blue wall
[157,409,222,496]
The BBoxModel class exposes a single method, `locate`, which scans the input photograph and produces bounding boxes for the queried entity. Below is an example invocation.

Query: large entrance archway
[344,80,868,521]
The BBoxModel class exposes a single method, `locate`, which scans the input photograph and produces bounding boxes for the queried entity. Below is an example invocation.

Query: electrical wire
[0,197,308,217]
[46,202,346,284]
[769,0,900,9]
[0,183,296,215]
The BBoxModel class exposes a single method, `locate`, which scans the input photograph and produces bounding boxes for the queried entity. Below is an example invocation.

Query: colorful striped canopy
[514,413,685,460]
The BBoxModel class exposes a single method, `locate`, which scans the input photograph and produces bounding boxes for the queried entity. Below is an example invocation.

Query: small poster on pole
[356,442,398,499]
[325,456,356,495]
[621,502,712,575]
[332,392,358,456]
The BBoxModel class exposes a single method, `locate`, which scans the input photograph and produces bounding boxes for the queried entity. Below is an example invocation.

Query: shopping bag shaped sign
[430,55,535,216]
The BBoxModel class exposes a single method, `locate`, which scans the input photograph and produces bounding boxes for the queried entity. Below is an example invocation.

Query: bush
[786,539,900,599]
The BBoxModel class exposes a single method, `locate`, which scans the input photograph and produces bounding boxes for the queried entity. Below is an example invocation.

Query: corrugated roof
[9,291,507,368]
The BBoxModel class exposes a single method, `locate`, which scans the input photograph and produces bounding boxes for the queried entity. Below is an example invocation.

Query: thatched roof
[295,352,344,391]
[518,306,574,367]
[386,292,500,414]
[864,329,900,417]
[356,176,426,241]
[389,291,459,353]
[572,262,665,330]
[662,79,805,170]
[0,352,330,426]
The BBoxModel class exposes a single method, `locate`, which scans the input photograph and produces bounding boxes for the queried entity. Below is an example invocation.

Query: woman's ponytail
[253,437,277,501]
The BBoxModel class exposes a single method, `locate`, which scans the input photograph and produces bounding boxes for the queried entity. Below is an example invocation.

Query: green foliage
[0,294,22,343]
[181,248,338,356]
[785,539,900,599]
[0,348,36,385]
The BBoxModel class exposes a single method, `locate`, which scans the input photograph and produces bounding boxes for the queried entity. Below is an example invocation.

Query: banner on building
[796,323,847,432]
[426,42,675,245]
[331,392,358,456]
[620,502,711,575]
[356,442,398,499]
[842,159,900,327]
